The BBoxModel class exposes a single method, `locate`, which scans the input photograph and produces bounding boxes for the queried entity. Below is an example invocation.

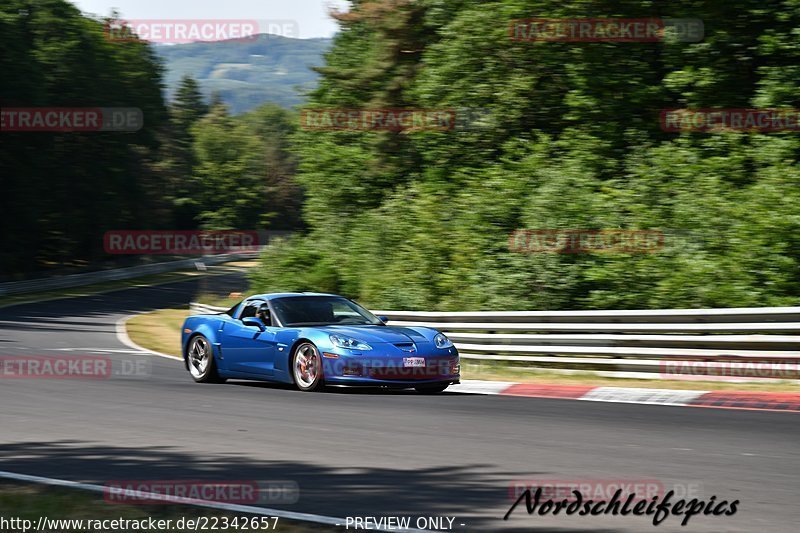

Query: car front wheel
[292,342,324,392]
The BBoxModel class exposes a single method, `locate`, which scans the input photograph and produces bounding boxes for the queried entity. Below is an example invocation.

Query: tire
[415,383,450,394]
[187,335,225,383]
[291,342,324,392]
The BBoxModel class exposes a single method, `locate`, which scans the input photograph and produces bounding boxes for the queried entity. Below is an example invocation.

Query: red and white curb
[449,381,800,413]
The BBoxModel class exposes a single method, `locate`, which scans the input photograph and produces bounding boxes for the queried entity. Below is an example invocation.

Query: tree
[162,75,209,228]
[1,0,167,278]
[191,103,266,229]
[252,0,800,310]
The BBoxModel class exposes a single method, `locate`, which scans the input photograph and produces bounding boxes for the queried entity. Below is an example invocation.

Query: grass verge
[0,481,337,532]
[127,309,800,392]
[126,309,190,357]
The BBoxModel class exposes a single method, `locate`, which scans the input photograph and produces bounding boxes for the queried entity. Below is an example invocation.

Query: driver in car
[256,303,271,326]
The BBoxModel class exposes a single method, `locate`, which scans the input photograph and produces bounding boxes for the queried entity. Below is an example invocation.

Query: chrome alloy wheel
[293,342,321,389]
[188,336,211,379]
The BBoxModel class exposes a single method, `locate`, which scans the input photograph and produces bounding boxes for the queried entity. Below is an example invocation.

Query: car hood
[316,325,430,344]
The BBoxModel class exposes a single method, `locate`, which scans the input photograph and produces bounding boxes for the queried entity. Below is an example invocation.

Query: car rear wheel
[187,335,225,383]
[415,383,450,394]
[292,342,324,392]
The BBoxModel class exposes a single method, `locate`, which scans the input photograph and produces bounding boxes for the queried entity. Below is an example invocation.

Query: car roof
[246,292,342,301]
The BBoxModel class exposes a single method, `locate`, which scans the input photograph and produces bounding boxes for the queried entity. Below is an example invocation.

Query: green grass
[0,481,337,532]
[126,309,191,357]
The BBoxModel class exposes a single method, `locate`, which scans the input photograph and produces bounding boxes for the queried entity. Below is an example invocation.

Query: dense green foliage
[1,0,167,275]
[1,1,303,278]
[251,0,800,310]
[191,102,302,230]
[4,0,798,310]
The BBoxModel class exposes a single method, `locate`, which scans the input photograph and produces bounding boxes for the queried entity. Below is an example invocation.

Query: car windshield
[271,296,383,327]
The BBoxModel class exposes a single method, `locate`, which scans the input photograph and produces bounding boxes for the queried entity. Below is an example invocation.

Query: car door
[220,300,277,376]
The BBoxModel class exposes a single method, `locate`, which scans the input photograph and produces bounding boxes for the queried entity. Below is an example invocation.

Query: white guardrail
[189,303,800,381]
[0,252,259,297]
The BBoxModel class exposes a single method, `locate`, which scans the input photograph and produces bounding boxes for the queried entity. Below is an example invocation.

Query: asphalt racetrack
[1,275,797,532]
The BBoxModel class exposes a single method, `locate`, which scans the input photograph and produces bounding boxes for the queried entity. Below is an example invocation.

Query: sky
[68,0,349,39]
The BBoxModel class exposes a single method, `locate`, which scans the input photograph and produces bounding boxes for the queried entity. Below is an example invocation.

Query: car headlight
[329,334,372,351]
[434,333,453,349]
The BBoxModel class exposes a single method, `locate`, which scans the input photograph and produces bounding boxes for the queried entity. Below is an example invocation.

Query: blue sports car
[181,293,460,393]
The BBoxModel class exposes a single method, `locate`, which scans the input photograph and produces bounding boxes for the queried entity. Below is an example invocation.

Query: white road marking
[53,348,145,354]
[580,387,708,406]
[0,470,425,532]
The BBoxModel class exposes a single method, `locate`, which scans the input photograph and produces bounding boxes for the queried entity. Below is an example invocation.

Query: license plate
[403,357,426,368]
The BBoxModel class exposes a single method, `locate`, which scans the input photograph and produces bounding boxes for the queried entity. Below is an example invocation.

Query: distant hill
[155,35,332,114]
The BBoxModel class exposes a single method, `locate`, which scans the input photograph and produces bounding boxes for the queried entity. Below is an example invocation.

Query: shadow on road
[229,381,464,396]
[0,441,620,532]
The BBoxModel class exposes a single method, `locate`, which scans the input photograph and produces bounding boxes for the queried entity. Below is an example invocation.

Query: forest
[2,0,799,310]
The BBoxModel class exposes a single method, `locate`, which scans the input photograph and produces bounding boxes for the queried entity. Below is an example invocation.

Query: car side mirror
[377,315,389,324]
[242,317,266,331]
